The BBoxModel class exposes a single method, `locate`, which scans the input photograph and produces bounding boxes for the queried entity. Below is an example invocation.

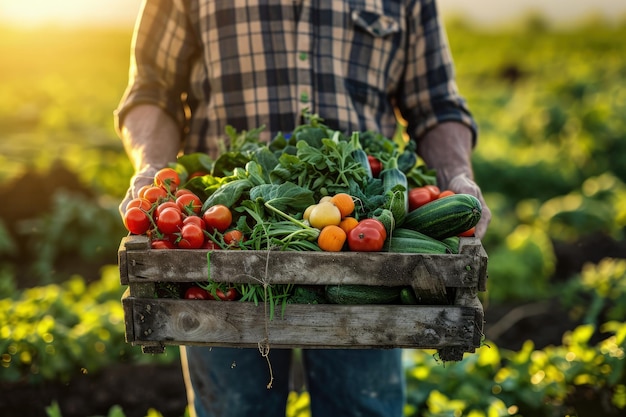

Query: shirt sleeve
[398,0,477,144]
[114,0,198,134]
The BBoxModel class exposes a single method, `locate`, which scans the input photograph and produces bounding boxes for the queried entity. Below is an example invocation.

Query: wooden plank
[459,237,489,291]
[123,296,479,350]
[123,240,486,288]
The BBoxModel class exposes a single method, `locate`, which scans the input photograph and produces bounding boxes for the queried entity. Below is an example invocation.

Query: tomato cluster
[123,168,240,249]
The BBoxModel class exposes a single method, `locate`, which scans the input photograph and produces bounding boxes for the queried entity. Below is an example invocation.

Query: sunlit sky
[1,0,625,27]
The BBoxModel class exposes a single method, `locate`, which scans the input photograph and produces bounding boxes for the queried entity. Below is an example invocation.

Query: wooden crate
[118,235,488,361]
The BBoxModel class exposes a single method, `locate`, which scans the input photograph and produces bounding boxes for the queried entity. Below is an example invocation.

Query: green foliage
[15,190,127,283]
[403,321,626,417]
[562,258,626,326]
[486,224,556,302]
[0,267,178,385]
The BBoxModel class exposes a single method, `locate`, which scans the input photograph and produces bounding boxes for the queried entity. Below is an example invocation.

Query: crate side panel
[124,249,485,288]
[126,299,479,349]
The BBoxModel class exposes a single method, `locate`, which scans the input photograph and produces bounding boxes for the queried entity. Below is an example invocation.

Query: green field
[1,15,626,417]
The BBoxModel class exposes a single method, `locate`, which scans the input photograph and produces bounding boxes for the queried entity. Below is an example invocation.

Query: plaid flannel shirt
[115,0,476,157]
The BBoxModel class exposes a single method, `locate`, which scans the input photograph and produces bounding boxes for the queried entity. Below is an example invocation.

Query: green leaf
[250,182,315,213]
[202,178,253,210]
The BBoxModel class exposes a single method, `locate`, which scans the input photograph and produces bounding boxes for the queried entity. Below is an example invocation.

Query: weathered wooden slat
[459,237,489,291]
[122,295,479,349]
[123,236,485,288]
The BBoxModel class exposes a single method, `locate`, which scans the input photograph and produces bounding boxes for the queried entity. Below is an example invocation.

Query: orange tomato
[339,217,359,235]
[330,193,355,218]
[437,190,456,199]
[317,225,347,252]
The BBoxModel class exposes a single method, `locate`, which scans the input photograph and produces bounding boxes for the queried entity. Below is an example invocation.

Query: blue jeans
[181,346,405,417]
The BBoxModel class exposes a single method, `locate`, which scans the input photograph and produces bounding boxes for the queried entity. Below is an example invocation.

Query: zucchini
[381,155,409,224]
[382,236,450,254]
[325,285,401,305]
[401,193,482,240]
[440,236,460,254]
[350,132,373,179]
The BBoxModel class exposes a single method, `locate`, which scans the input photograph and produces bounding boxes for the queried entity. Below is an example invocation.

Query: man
[115,1,491,416]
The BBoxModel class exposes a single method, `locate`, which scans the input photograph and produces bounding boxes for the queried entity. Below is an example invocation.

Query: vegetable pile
[122,113,482,305]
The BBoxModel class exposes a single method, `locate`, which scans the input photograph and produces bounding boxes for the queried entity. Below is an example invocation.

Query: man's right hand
[118,166,160,217]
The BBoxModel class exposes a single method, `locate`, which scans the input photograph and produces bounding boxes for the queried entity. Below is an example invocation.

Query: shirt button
[300,91,309,103]
[299,52,308,61]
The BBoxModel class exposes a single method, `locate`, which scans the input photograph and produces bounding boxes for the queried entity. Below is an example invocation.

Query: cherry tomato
[202,239,221,250]
[202,204,233,233]
[157,207,183,234]
[143,186,168,204]
[216,287,239,301]
[183,215,206,230]
[223,229,244,246]
[408,187,434,211]
[459,226,476,237]
[124,207,151,235]
[138,185,152,199]
[175,188,194,197]
[189,171,209,179]
[151,239,176,249]
[154,167,180,192]
[424,185,441,199]
[367,155,383,178]
[155,201,180,218]
[127,197,152,211]
[178,223,205,249]
[184,286,213,300]
[176,193,203,215]
[437,190,456,199]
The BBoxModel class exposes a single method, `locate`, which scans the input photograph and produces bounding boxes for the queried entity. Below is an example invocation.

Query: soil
[1,165,625,417]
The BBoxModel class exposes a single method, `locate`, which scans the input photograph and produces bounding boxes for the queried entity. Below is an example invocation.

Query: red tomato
[189,171,209,179]
[175,188,194,197]
[154,167,180,192]
[367,155,383,178]
[203,204,233,233]
[424,185,441,199]
[124,207,151,235]
[216,288,239,301]
[127,197,152,211]
[458,226,476,237]
[347,219,387,252]
[408,187,434,211]
[202,239,221,250]
[151,239,176,249]
[176,193,203,215]
[157,207,183,234]
[184,287,213,300]
[155,201,180,218]
[138,185,152,199]
[183,215,206,230]
[177,223,205,249]
[143,186,168,204]
[223,229,244,246]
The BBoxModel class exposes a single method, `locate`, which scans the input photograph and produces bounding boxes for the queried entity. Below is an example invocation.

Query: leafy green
[249,182,315,214]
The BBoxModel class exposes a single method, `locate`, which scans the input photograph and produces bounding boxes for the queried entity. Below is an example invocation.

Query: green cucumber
[325,285,401,305]
[401,193,482,240]
[382,237,450,254]
[400,287,419,305]
[440,236,460,254]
